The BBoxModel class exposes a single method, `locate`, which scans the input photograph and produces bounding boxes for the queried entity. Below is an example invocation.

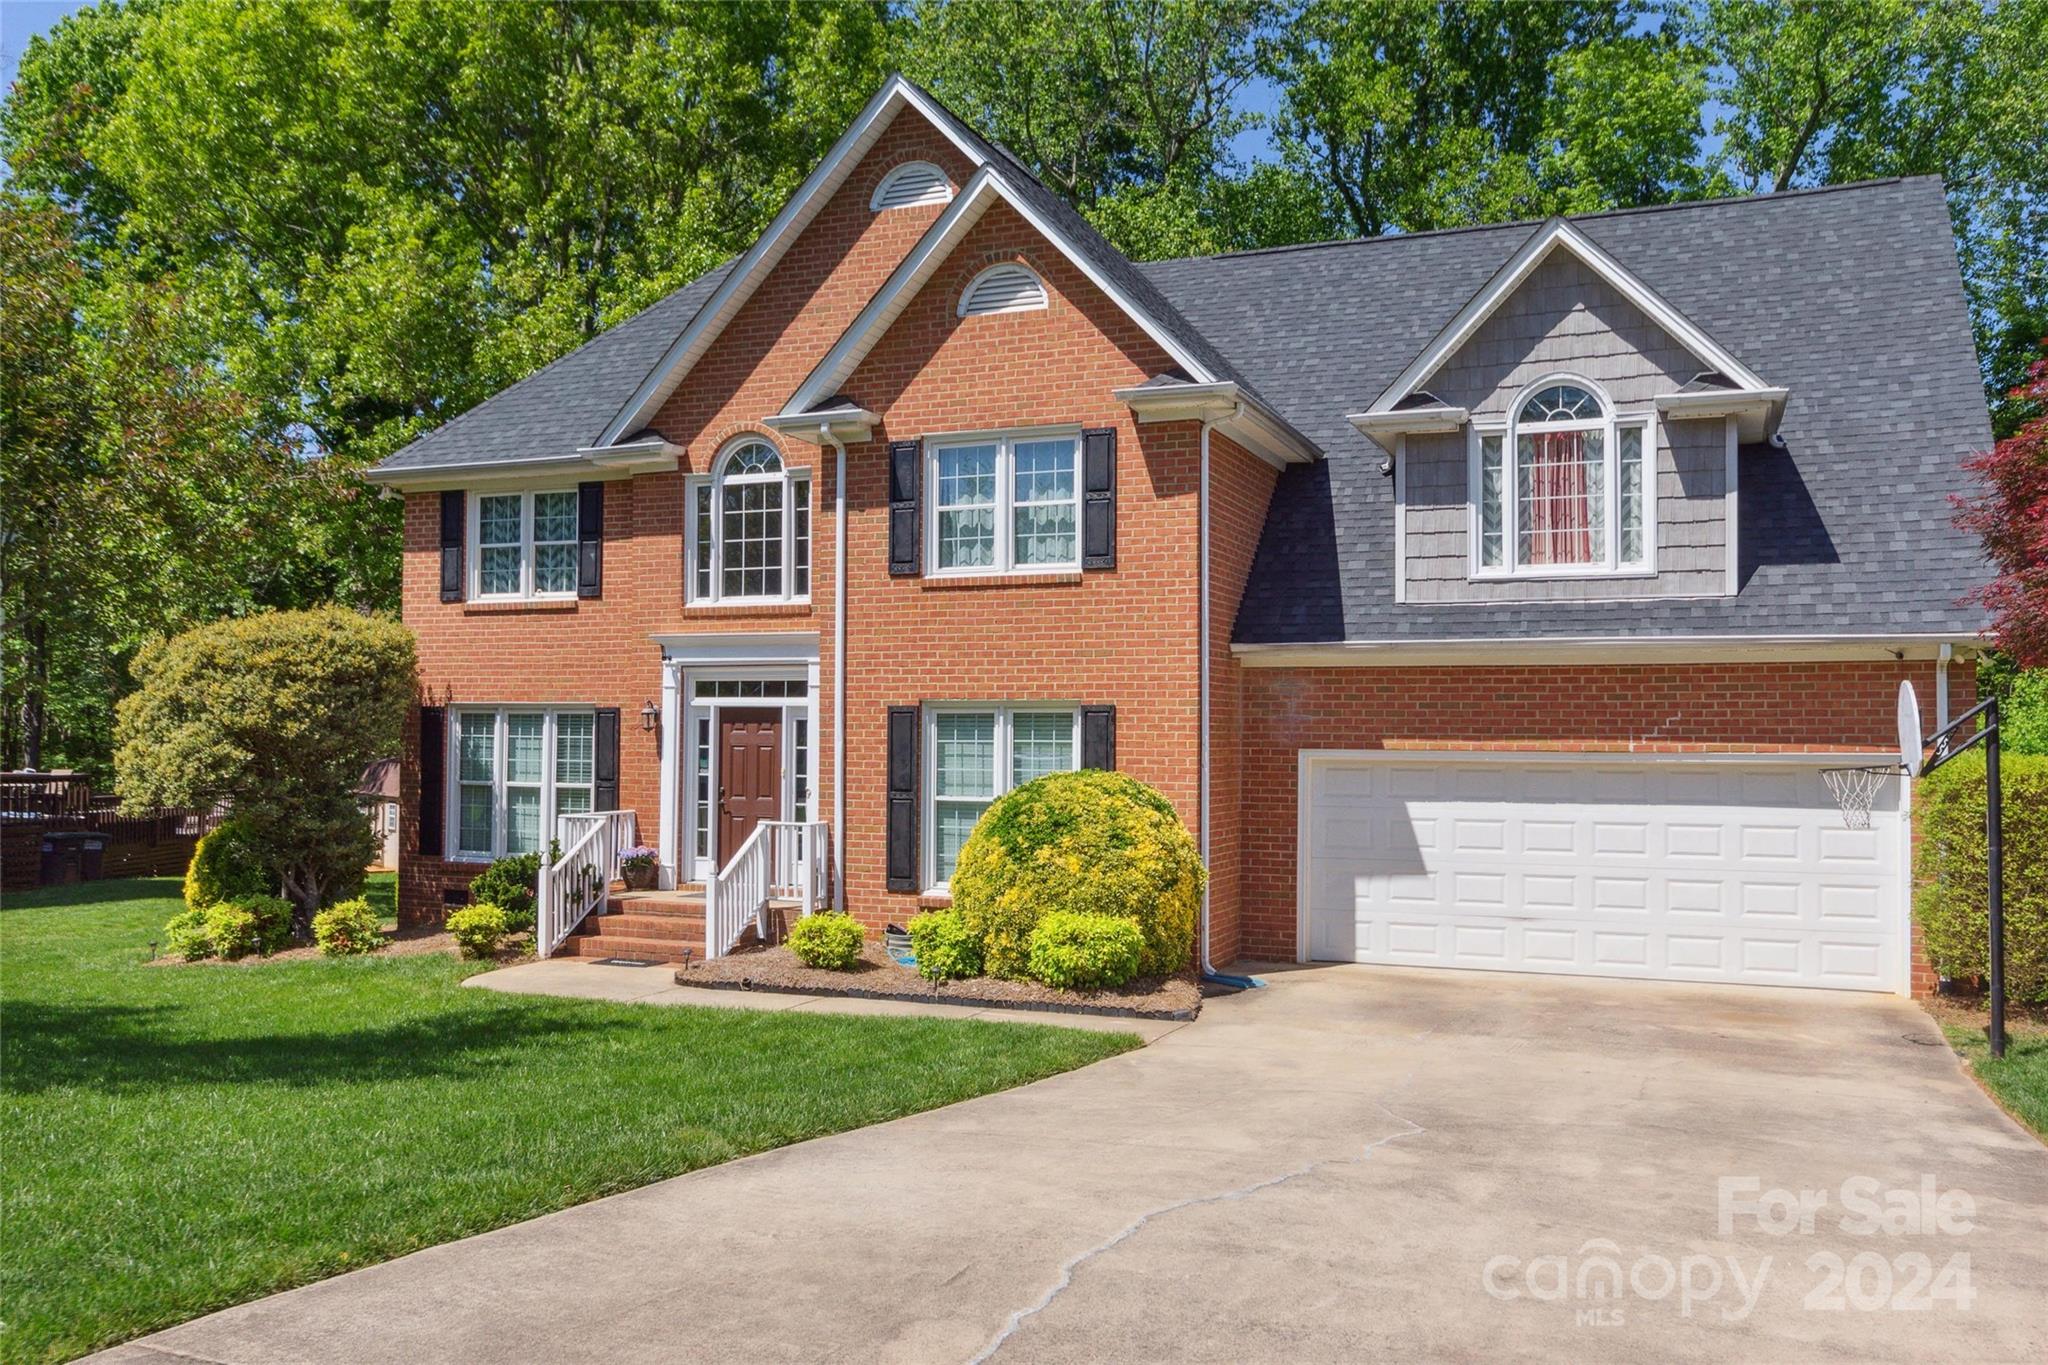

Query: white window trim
[678,671,814,881]
[925,426,1083,578]
[958,262,1048,317]
[685,437,812,607]
[922,703,1080,892]
[870,160,953,211]
[1468,375,1655,581]
[446,707,597,863]
[469,488,579,602]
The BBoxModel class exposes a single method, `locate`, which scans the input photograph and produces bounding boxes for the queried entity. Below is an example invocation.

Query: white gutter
[1197,410,1234,978]
[1232,633,1980,668]
[1937,642,1952,729]
[823,427,850,910]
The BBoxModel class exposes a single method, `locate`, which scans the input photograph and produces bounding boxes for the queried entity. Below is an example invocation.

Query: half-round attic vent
[870,161,952,211]
[958,263,1048,317]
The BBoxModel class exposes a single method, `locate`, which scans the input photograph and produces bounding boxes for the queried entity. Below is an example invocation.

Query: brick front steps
[553,887,804,963]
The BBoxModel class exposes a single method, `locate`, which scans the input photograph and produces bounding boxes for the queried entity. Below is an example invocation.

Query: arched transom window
[688,438,811,602]
[1472,377,1651,576]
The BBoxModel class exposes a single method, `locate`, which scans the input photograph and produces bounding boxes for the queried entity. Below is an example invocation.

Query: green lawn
[1942,1019,2048,1140]
[1,877,1137,1364]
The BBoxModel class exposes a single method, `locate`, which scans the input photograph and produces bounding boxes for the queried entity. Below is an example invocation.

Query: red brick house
[370,77,1990,996]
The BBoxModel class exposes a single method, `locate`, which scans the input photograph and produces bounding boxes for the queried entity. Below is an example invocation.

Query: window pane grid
[1618,424,1646,568]
[933,436,1082,573]
[792,478,810,596]
[449,710,595,860]
[929,707,1079,886]
[1515,428,1606,568]
[1012,439,1077,566]
[935,445,998,570]
[1478,435,1505,569]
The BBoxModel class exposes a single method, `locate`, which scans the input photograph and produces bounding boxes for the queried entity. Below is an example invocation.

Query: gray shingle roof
[374,260,735,472]
[1139,177,1993,644]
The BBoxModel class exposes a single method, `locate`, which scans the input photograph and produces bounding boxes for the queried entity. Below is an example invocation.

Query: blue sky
[1,0,90,94]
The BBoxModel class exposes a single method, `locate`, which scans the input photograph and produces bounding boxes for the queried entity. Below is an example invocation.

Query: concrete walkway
[92,965,2048,1363]
[460,957,1192,1041]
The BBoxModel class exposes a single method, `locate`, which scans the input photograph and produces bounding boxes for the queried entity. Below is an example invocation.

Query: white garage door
[1301,755,1907,992]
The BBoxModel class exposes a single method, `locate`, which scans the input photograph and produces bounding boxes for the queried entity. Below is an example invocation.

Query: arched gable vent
[870,161,952,211]
[958,263,1048,317]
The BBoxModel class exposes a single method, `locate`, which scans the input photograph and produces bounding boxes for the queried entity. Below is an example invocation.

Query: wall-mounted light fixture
[639,699,660,733]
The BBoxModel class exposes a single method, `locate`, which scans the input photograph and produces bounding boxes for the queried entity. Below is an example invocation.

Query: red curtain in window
[1523,431,1594,564]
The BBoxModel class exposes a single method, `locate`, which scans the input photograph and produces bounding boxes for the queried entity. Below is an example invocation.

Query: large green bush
[446,903,508,959]
[469,853,540,932]
[183,819,268,910]
[163,907,212,961]
[1026,912,1143,990]
[906,909,982,982]
[1914,751,2048,1001]
[950,770,1202,980]
[313,899,384,956]
[202,903,260,960]
[786,913,865,970]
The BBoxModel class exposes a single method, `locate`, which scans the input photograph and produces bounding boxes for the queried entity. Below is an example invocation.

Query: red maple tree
[1956,342,2048,666]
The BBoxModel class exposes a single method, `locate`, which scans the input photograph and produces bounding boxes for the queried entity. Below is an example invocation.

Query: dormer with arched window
[685,437,811,604]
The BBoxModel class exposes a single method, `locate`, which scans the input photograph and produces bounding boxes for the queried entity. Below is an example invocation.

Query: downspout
[1936,642,1952,730]
[1199,415,1262,991]
[823,426,849,909]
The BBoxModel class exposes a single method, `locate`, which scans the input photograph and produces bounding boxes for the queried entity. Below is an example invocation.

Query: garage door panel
[1304,758,1904,993]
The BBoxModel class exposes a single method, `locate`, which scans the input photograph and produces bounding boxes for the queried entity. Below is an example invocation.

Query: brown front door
[717,707,782,868]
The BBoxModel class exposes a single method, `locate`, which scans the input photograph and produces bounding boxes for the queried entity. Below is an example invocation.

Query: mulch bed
[147,924,533,967]
[672,941,1201,1020]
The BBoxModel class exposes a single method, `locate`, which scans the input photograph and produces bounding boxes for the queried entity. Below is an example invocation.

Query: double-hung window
[472,490,579,599]
[926,706,1078,886]
[687,438,810,603]
[1472,378,1651,577]
[451,708,596,860]
[928,431,1081,575]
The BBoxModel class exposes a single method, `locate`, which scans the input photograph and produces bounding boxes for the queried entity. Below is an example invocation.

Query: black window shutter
[594,708,620,811]
[439,491,465,602]
[886,705,920,890]
[417,706,446,857]
[1081,705,1116,770]
[1081,427,1117,569]
[576,482,603,599]
[888,439,922,576]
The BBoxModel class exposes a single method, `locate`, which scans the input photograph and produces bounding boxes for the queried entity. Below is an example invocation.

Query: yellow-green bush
[1026,912,1143,989]
[202,903,261,960]
[950,770,1202,980]
[446,903,508,959]
[183,819,267,910]
[313,899,384,956]
[786,913,865,970]
[907,909,981,982]
[1914,750,2048,1000]
[163,907,212,960]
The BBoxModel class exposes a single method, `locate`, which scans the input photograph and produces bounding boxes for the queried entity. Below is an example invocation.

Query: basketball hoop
[1820,765,1898,830]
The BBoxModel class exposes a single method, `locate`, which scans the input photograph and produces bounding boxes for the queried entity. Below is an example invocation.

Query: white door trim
[1293,748,1912,994]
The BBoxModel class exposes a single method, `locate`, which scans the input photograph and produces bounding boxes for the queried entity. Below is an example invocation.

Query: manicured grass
[1942,1017,2048,1140]
[1,878,1137,1364]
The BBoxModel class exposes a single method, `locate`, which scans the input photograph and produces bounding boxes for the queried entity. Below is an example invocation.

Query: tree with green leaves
[114,608,417,931]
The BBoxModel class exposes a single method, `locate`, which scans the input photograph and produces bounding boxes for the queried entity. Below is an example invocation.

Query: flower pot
[622,862,658,891]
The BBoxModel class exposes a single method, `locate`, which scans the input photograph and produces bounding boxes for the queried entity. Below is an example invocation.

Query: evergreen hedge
[1914,750,2048,1001]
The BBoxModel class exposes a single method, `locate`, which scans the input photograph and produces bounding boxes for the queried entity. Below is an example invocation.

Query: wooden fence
[1,774,224,894]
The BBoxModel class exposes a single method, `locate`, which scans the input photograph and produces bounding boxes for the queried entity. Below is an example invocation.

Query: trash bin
[40,839,66,885]
[79,835,107,881]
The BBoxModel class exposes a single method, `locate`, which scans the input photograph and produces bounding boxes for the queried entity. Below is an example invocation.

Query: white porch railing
[704,820,831,959]
[537,810,637,959]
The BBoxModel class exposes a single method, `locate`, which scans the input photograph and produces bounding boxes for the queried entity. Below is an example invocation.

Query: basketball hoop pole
[1921,694,2005,1058]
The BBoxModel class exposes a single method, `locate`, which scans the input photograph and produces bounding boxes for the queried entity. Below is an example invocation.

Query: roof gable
[1367,217,1771,415]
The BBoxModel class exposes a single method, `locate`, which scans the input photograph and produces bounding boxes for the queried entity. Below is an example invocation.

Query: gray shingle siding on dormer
[1140,176,1993,644]
[1400,251,1728,603]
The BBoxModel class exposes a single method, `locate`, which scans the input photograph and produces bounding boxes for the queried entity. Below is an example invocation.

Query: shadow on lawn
[1,877,185,911]
[2,998,614,1095]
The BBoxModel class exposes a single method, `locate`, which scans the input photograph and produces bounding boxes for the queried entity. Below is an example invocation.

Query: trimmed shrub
[203,903,261,960]
[164,907,212,960]
[1915,750,2048,1001]
[446,903,508,959]
[950,770,1202,980]
[230,894,295,954]
[313,899,384,956]
[1026,912,1143,990]
[469,853,539,932]
[907,909,982,982]
[183,819,268,910]
[786,913,865,970]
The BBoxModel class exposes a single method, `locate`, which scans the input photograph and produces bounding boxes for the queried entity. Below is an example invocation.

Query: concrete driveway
[94,966,2048,1363]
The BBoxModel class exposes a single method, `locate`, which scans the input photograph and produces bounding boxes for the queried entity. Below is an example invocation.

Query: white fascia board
[1368,218,1772,414]
[781,169,1000,416]
[1113,380,1319,466]
[1656,387,1790,443]
[761,407,879,445]
[598,78,990,448]
[1347,406,1469,453]
[1231,633,1981,668]
[364,450,675,492]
